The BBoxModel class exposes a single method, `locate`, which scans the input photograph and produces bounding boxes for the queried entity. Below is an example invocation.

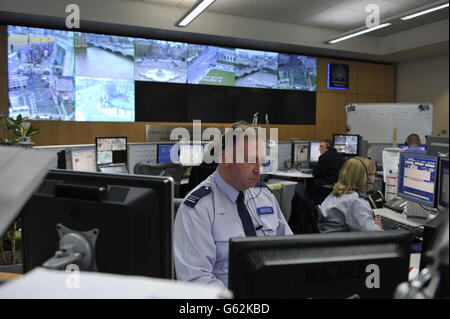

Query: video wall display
[187,45,235,86]
[135,39,187,83]
[7,25,317,123]
[235,49,278,89]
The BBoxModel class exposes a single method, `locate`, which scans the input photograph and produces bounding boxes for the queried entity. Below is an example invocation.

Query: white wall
[396,54,449,135]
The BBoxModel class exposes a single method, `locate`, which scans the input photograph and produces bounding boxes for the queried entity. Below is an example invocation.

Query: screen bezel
[397,152,439,208]
[438,157,449,212]
[332,133,360,156]
[95,136,128,167]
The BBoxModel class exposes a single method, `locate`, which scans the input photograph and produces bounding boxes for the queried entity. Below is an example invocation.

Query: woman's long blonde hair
[332,157,376,196]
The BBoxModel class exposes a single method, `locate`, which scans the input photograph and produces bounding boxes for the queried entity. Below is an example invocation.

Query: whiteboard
[346,103,433,144]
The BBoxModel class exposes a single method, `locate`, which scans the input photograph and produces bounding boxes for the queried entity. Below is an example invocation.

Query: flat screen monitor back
[22,169,173,279]
[229,231,411,299]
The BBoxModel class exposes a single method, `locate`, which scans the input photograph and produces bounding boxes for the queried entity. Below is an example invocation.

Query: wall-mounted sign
[327,63,349,89]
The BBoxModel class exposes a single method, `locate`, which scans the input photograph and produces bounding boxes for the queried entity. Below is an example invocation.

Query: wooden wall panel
[31,121,77,146]
[358,62,395,96]
[315,93,359,141]
[0,25,6,74]
[0,73,7,117]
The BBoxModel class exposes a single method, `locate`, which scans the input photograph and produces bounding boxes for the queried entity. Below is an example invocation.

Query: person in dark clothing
[308,140,346,204]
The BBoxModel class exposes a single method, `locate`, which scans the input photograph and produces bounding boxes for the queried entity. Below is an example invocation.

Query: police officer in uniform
[318,157,384,233]
[174,123,292,289]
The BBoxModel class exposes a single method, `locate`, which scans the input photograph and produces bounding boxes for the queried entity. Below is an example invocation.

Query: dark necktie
[236,191,257,236]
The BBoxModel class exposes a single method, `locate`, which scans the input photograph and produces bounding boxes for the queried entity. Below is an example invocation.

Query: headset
[353,157,373,186]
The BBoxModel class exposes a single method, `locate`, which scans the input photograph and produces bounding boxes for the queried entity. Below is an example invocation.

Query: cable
[245,186,267,236]
[419,203,438,213]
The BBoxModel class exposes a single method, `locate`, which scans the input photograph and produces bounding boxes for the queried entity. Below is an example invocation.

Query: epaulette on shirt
[183,186,212,208]
[255,181,273,194]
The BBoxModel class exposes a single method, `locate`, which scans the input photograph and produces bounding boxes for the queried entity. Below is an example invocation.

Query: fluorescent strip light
[327,23,391,44]
[176,0,216,27]
[401,3,449,20]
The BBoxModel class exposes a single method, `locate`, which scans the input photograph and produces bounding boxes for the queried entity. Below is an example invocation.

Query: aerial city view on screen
[8,26,75,120]
[75,77,134,122]
[74,33,135,121]
[187,45,235,86]
[278,54,317,91]
[75,33,134,80]
[135,39,188,83]
[235,49,278,89]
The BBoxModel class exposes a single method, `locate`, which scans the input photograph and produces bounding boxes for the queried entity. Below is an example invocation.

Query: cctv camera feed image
[235,49,278,89]
[75,77,134,122]
[334,135,358,155]
[187,44,235,86]
[96,137,127,165]
[7,26,75,120]
[75,33,134,80]
[135,39,188,83]
[278,54,317,91]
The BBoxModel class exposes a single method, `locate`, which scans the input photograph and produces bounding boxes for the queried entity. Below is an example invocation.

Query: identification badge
[257,206,274,215]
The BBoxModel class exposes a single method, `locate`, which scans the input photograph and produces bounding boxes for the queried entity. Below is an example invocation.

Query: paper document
[0,147,54,236]
[382,148,401,183]
[0,267,233,299]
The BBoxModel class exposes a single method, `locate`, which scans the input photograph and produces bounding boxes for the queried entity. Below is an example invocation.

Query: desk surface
[0,272,22,281]
[269,170,314,179]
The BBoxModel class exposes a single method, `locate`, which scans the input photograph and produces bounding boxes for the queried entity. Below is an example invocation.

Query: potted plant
[0,114,40,147]
[0,114,40,272]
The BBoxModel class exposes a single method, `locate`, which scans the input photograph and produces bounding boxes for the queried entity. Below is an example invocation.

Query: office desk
[0,272,22,281]
[268,170,314,182]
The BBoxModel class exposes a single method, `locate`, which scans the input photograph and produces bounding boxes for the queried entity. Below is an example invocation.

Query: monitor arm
[42,224,99,271]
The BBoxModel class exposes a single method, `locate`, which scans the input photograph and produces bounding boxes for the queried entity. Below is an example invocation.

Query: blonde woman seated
[318,157,383,233]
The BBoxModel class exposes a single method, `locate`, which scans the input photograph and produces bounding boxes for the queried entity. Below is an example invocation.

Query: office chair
[134,162,185,197]
[288,182,320,234]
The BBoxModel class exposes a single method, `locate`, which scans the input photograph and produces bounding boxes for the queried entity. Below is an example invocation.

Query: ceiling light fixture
[327,23,391,44]
[401,2,449,20]
[175,0,216,27]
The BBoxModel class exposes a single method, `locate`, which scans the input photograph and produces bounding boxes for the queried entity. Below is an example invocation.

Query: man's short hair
[406,134,421,146]
[320,140,332,150]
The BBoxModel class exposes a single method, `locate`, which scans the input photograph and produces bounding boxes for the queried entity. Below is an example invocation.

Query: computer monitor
[67,147,97,172]
[277,141,292,170]
[22,169,173,279]
[399,145,426,151]
[95,137,127,167]
[309,141,321,163]
[426,135,449,156]
[292,141,310,168]
[397,153,439,208]
[438,157,449,212]
[157,143,177,164]
[333,134,359,156]
[229,231,411,299]
[179,143,203,166]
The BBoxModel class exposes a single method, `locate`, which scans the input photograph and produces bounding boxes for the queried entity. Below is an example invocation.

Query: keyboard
[378,215,424,239]
[374,208,424,240]
[300,168,313,174]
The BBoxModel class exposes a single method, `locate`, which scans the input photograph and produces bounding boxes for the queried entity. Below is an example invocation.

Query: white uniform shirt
[174,170,293,289]
[318,192,383,233]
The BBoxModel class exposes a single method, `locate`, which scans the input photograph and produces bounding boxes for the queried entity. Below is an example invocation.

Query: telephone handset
[384,197,407,213]
[367,191,386,209]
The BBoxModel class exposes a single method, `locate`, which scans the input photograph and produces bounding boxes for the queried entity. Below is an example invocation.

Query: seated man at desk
[308,140,345,204]
[318,157,383,233]
[404,133,426,154]
[174,123,292,289]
